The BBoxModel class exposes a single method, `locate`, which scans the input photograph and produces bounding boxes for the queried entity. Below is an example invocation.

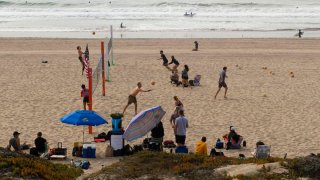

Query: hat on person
[231,127,236,131]
[13,131,20,136]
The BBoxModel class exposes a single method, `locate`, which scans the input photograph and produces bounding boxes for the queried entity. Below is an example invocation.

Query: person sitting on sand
[214,66,228,99]
[196,136,207,155]
[174,110,188,147]
[81,84,89,110]
[223,126,243,149]
[123,82,152,115]
[159,50,171,70]
[169,56,180,72]
[170,71,181,86]
[76,46,85,75]
[181,65,189,87]
[7,131,29,153]
[34,132,47,154]
[193,41,199,51]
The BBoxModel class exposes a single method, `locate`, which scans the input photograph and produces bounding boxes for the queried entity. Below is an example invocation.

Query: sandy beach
[0,38,319,175]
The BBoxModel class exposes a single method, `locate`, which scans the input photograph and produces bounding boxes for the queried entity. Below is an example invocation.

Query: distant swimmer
[298,29,303,38]
[120,22,126,28]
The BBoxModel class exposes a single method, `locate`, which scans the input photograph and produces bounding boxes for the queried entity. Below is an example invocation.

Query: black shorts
[127,95,137,105]
[175,135,186,145]
[182,76,188,80]
[163,62,168,66]
[83,96,89,103]
[219,82,227,88]
[79,56,83,62]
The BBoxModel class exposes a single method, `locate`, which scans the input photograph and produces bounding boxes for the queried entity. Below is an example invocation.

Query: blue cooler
[112,118,122,132]
[82,144,96,158]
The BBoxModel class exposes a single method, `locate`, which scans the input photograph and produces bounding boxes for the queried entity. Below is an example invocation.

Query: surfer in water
[298,29,303,38]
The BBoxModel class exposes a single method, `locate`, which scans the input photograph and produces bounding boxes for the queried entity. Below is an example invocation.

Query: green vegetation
[86,151,283,180]
[0,148,83,180]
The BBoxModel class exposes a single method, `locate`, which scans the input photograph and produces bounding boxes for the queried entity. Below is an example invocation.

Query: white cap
[231,127,236,131]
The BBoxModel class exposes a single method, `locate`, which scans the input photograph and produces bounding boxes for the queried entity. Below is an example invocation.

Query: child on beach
[77,46,85,75]
[214,66,228,99]
[123,82,152,115]
[169,56,180,72]
[81,84,89,110]
[170,96,184,127]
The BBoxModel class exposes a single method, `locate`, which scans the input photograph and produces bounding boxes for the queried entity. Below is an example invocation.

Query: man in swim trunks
[169,56,180,72]
[81,84,89,110]
[214,66,228,99]
[159,50,171,70]
[123,82,152,115]
[77,46,85,75]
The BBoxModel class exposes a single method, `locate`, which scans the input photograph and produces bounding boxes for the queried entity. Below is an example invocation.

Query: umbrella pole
[83,126,85,143]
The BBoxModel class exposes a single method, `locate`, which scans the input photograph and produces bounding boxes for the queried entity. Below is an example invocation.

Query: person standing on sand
[174,110,188,147]
[81,84,89,110]
[170,96,184,127]
[123,82,152,115]
[214,66,228,99]
[193,41,199,51]
[159,50,171,70]
[77,46,85,75]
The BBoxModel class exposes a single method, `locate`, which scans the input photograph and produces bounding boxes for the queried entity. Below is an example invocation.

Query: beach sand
[0,38,319,175]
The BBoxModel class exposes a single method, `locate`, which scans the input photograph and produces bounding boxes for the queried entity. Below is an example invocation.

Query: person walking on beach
[193,41,199,51]
[169,56,180,72]
[77,46,85,75]
[159,50,171,70]
[123,82,152,115]
[214,66,228,99]
[81,84,89,110]
[174,110,188,147]
[298,29,303,38]
[170,96,184,127]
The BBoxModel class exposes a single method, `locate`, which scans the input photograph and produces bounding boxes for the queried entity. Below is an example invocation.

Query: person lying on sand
[123,82,152,115]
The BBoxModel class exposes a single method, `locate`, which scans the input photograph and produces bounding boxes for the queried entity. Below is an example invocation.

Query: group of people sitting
[159,50,201,87]
[7,131,48,156]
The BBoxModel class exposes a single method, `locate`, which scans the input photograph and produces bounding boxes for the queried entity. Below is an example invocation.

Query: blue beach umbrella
[61,110,108,142]
[123,106,166,142]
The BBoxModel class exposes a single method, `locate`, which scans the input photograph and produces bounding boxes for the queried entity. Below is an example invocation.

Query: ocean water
[0,0,320,38]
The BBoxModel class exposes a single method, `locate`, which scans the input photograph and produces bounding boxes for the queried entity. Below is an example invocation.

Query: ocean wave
[153,2,283,8]
[0,0,13,5]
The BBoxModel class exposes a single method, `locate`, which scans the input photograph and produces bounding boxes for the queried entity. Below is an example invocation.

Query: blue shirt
[175,116,188,136]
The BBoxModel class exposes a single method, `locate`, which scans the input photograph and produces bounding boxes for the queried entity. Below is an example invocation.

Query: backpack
[175,146,188,154]
[30,147,39,156]
[123,144,133,156]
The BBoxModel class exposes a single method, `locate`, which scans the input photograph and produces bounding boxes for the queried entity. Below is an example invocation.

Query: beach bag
[54,142,67,155]
[30,147,39,156]
[74,160,90,170]
[105,145,113,157]
[133,145,143,153]
[215,139,224,149]
[123,144,133,156]
[163,140,176,148]
[175,146,188,154]
[143,138,151,148]
[210,148,224,157]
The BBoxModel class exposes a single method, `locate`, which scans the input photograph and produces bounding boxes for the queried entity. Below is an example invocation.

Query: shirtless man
[77,46,85,75]
[123,82,152,115]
